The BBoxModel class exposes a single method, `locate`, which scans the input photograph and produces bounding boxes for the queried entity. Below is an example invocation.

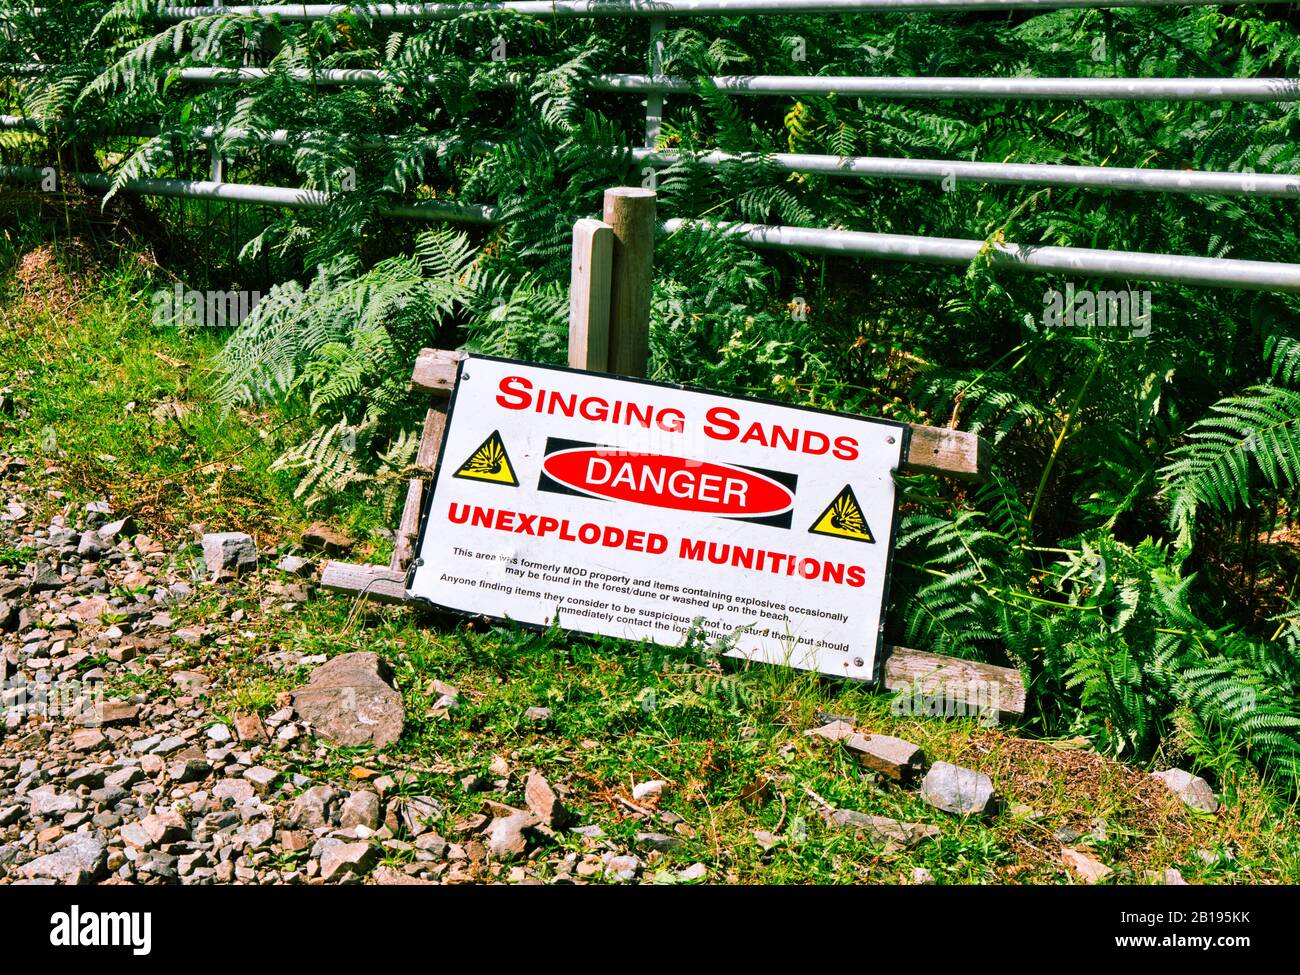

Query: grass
[3,213,1298,884]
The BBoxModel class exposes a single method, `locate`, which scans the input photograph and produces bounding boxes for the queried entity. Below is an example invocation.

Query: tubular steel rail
[661,218,1300,291]
[158,1,1300,19]
[631,148,1300,199]
[3,1,1298,291]
[164,66,1300,102]
[0,165,499,224]
[596,75,1300,101]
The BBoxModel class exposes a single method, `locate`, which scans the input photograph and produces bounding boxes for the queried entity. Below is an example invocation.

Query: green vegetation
[4,2,1300,871]
[3,222,1298,884]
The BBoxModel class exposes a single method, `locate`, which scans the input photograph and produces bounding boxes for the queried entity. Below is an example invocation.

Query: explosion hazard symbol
[808,485,875,543]
[453,430,519,486]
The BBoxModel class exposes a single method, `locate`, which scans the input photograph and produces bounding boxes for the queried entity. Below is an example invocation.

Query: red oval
[542,449,793,517]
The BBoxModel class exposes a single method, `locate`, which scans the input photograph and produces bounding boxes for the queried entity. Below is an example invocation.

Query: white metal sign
[408,355,908,681]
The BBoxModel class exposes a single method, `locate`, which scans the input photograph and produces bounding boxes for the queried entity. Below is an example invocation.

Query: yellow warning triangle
[453,430,518,486]
[809,485,875,543]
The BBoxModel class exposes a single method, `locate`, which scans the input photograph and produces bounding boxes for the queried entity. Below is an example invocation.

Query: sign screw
[886,436,896,444]
[854,657,864,667]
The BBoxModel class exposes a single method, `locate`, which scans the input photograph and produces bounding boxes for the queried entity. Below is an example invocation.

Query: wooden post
[567,217,614,371]
[602,187,656,377]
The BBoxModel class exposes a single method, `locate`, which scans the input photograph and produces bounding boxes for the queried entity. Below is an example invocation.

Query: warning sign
[454,431,519,486]
[407,355,908,681]
[809,485,875,543]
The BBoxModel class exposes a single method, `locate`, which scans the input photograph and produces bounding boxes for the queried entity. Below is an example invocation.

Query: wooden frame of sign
[321,189,1023,721]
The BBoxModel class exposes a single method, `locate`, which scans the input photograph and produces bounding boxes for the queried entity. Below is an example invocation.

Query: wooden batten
[390,404,449,571]
[409,348,463,397]
[902,424,991,481]
[883,646,1026,720]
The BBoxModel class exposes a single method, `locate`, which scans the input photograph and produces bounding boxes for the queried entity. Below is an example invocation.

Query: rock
[105,767,144,790]
[277,555,312,576]
[234,820,275,852]
[805,719,856,741]
[291,652,404,749]
[67,766,106,789]
[171,670,209,695]
[302,522,355,555]
[233,713,268,743]
[20,833,106,884]
[77,531,108,560]
[28,562,65,593]
[414,832,448,858]
[1151,768,1219,814]
[753,829,781,851]
[631,780,666,801]
[920,761,996,816]
[844,733,926,783]
[67,596,110,622]
[635,832,684,853]
[206,723,232,743]
[827,810,940,850]
[29,787,82,819]
[97,516,135,542]
[201,532,258,577]
[372,865,435,885]
[142,809,189,844]
[398,796,442,837]
[289,786,337,829]
[524,706,552,723]
[92,700,140,727]
[152,735,186,756]
[319,840,378,882]
[678,862,708,882]
[340,791,382,831]
[604,853,641,882]
[524,771,566,828]
[120,821,155,849]
[1061,847,1114,884]
[487,811,536,859]
[243,766,279,795]
[212,780,256,806]
[140,754,165,775]
[912,867,935,885]
[70,728,107,752]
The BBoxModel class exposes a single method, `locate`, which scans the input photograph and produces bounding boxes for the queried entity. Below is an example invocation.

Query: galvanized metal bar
[633,148,1300,198]
[645,16,666,149]
[661,218,1300,292]
[158,1,1300,21]
[0,165,498,224]
[177,66,388,84]
[597,74,1300,101]
[146,67,1300,104]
